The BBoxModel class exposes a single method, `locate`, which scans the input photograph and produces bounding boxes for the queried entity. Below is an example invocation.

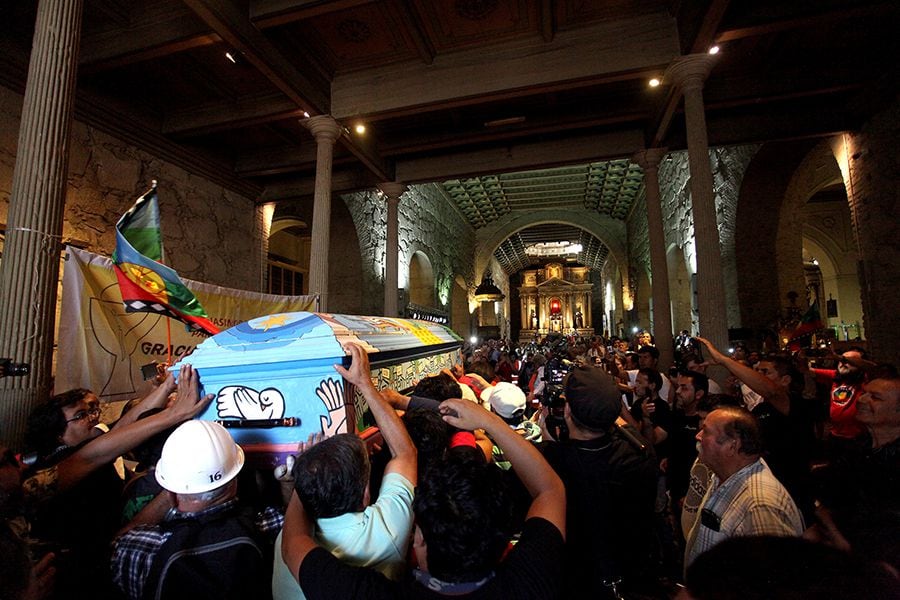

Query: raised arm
[695,337,790,415]
[111,371,177,430]
[333,342,417,485]
[439,397,565,539]
[53,364,212,490]
[281,491,320,584]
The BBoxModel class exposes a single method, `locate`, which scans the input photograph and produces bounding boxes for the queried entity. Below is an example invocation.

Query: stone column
[377,182,406,317]
[666,55,729,351]
[634,148,675,369]
[0,0,84,445]
[302,115,343,312]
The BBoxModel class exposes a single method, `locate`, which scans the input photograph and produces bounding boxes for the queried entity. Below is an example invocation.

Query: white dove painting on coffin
[170,312,462,467]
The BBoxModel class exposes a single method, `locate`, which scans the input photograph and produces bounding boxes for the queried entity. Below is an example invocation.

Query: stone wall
[0,84,262,291]
[629,144,759,332]
[343,182,476,317]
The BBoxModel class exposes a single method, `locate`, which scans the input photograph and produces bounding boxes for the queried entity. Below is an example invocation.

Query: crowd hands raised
[1,333,898,600]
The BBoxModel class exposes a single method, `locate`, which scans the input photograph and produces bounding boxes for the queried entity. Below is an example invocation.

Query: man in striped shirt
[685,406,804,567]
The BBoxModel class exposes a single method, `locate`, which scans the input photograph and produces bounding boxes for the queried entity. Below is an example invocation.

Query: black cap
[564,366,622,431]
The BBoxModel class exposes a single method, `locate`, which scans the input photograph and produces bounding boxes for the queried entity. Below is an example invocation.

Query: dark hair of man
[467,360,495,383]
[681,352,700,366]
[24,388,93,456]
[846,346,868,360]
[713,406,763,455]
[413,373,462,402]
[697,393,740,414]
[678,369,709,396]
[402,408,451,479]
[685,536,900,600]
[638,345,660,360]
[638,367,662,394]
[291,433,370,519]
[412,451,513,583]
[758,354,793,378]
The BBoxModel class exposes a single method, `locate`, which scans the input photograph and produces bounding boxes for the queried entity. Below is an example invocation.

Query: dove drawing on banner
[217,385,286,420]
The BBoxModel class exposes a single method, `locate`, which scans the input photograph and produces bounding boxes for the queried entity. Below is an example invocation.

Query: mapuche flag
[112,186,220,335]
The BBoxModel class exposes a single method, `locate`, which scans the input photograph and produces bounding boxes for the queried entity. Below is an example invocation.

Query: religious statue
[530,309,537,330]
[574,306,584,329]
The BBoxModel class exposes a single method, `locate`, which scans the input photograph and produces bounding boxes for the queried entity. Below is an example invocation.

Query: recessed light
[354,123,366,134]
[708,45,720,55]
[649,78,661,87]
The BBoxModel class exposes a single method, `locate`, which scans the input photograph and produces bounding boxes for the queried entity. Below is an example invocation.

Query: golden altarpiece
[518,262,594,342]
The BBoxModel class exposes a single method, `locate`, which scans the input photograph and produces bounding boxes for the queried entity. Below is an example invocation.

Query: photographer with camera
[538,366,659,599]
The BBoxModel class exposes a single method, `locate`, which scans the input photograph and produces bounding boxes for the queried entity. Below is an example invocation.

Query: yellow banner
[57,246,317,401]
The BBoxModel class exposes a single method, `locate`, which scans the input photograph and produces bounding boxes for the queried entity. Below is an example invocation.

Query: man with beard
[812,347,877,454]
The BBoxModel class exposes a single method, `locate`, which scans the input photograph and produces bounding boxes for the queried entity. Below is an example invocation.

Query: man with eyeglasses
[17,365,213,599]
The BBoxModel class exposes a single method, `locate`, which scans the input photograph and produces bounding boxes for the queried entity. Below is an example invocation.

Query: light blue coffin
[172,312,461,464]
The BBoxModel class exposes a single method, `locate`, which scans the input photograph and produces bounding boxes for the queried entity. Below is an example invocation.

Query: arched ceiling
[441,159,642,275]
[492,223,610,275]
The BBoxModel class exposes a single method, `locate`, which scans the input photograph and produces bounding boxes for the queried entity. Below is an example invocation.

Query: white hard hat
[155,420,245,494]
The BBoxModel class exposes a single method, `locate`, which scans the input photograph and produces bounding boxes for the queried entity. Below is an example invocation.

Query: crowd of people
[1,330,898,599]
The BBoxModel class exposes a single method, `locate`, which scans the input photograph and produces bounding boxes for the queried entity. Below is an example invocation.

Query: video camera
[540,337,575,440]
[0,359,29,378]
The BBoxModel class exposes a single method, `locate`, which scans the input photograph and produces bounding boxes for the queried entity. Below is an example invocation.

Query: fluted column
[634,148,675,369]
[0,0,84,445]
[666,54,729,351]
[302,115,343,312]
[377,182,406,317]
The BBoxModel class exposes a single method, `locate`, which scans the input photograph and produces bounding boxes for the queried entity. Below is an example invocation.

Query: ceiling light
[354,123,366,134]
[302,111,310,118]
[648,78,661,87]
[708,45,720,55]
[225,51,238,64]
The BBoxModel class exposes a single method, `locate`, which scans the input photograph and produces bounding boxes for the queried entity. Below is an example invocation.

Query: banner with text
[57,246,317,402]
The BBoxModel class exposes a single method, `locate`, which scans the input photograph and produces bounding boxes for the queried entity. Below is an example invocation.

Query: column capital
[377,182,408,200]
[303,115,343,144]
[632,148,668,171]
[665,54,718,93]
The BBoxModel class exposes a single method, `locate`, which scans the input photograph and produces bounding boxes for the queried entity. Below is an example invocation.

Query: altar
[518,262,594,341]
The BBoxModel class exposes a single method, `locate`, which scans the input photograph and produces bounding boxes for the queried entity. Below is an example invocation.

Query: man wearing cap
[480,382,542,469]
[111,420,283,600]
[539,366,659,599]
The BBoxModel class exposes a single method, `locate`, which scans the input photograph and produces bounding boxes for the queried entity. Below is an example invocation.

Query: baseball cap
[564,366,621,431]
[480,382,526,420]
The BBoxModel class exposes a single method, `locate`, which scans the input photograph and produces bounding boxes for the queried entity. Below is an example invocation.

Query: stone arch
[472,209,628,283]
[735,140,818,330]
[776,140,845,312]
[408,250,435,307]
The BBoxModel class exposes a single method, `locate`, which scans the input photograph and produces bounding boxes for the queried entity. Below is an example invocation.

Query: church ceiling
[442,160,644,228]
[441,159,641,274]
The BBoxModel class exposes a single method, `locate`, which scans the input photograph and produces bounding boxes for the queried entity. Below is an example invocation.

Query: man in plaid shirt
[111,420,283,600]
[685,406,804,567]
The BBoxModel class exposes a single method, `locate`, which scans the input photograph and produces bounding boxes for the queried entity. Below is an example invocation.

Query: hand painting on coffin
[217,385,286,420]
[316,377,346,437]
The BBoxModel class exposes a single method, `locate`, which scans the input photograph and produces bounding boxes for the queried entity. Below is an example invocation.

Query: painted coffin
[172,312,462,465]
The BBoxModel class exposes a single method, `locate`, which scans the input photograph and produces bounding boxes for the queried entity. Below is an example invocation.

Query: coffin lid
[176,312,462,370]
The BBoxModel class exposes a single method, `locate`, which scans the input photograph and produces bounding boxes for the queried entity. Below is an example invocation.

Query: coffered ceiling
[2,0,897,275]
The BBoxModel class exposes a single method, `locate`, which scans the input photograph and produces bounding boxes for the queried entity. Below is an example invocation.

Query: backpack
[143,504,273,600]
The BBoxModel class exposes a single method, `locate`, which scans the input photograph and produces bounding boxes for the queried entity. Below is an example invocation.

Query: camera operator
[538,366,659,599]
